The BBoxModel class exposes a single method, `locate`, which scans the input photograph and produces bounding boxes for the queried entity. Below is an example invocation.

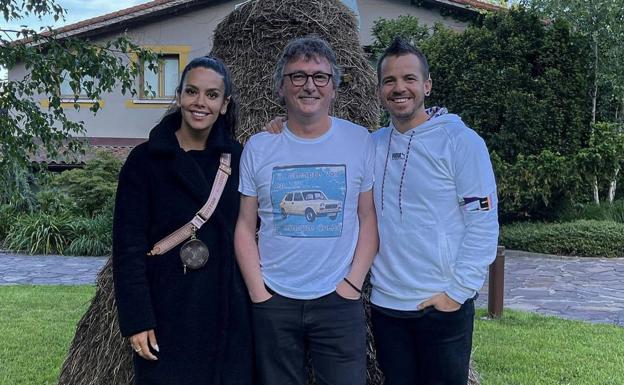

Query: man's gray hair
[273,36,342,104]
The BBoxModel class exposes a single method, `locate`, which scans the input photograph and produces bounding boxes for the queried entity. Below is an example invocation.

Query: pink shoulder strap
[147,153,231,256]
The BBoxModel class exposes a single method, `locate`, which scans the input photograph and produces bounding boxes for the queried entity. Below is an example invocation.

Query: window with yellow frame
[140,54,180,99]
[126,45,189,107]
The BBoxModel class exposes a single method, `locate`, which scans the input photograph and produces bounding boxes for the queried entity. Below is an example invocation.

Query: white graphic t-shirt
[239,117,374,299]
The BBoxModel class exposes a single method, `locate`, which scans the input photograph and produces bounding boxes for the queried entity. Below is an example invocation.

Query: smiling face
[378,53,432,133]
[278,55,335,123]
[177,67,229,135]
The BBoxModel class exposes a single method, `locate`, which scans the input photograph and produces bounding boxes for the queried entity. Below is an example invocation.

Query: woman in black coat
[112,56,253,385]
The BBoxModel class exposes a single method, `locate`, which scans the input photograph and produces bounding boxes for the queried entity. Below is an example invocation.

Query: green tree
[576,123,624,203]
[520,0,624,124]
[421,8,591,161]
[0,0,155,196]
[370,15,431,59]
[521,0,624,203]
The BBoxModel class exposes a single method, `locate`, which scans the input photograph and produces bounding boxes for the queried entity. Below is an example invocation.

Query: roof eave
[46,0,210,40]
[430,0,504,13]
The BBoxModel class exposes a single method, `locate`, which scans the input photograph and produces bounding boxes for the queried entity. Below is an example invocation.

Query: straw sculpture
[210,0,379,142]
[58,1,480,384]
[57,258,133,385]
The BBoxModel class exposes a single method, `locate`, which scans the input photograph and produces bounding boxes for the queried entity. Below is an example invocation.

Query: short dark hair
[171,55,238,137]
[376,37,430,84]
[273,36,341,105]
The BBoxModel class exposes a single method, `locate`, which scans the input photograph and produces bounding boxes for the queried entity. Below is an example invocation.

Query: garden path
[1,250,623,326]
[477,250,624,326]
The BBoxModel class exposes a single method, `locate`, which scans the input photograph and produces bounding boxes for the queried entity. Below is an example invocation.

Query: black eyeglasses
[283,72,333,87]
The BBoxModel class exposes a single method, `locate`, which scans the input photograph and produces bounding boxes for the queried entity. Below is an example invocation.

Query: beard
[386,95,425,123]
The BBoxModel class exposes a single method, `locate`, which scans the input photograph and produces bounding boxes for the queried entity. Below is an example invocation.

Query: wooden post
[487,246,505,318]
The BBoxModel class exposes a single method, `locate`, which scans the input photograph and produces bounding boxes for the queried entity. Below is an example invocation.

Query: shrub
[65,213,113,256]
[556,200,624,223]
[0,204,17,242]
[421,8,592,161]
[491,149,586,222]
[35,188,78,215]
[572,204,610,221]
[47,151,121,217]
[0,164,38,211]
[611,200,624,223]
[500,220,624,258]
[4,213,74,254]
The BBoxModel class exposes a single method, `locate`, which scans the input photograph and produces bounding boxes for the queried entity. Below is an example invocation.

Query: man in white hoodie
[369,37,499,385]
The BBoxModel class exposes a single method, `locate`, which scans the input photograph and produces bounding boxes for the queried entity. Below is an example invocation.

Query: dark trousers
[371,299,475,385]
[251,291,366,385]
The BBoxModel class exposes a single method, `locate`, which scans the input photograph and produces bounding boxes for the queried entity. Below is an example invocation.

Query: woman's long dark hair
[166,55,238,137]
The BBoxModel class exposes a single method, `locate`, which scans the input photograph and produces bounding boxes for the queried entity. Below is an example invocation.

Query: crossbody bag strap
[147,153,232,256]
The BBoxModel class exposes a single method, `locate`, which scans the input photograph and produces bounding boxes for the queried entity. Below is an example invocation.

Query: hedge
[500,220,624,258]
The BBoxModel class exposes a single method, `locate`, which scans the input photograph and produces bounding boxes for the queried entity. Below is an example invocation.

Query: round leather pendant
[180,238,210,270]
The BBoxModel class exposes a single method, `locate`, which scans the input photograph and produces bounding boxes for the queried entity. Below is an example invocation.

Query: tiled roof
[47,0,503,39]
[48,0,210,39]
[445,0,504,12]
[31,138,145,165]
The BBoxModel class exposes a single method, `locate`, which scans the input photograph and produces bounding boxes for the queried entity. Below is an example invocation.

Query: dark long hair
[166,55,238,137]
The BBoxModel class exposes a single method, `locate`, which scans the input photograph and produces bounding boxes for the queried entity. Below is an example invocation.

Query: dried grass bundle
[210,0,379,143]
[58,258,133,385]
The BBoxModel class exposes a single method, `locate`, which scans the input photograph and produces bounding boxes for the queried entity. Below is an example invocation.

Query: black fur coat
[112,111,253,385]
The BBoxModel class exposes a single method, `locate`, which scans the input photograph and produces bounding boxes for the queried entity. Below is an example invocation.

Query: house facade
[9,0,499,146]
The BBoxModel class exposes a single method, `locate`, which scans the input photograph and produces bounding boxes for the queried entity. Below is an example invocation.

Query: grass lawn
[473,309,624,385]
[0,285,95,385]
[1,286,623,385]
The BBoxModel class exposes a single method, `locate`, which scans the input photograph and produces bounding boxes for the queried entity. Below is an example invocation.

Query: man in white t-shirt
[234,36,378,385]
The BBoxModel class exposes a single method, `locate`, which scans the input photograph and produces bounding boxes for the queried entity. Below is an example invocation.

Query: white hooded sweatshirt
[370,110,499,310]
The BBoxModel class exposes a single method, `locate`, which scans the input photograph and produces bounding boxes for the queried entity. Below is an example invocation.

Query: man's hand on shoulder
[418,292,461,312]
[262,116,286,134]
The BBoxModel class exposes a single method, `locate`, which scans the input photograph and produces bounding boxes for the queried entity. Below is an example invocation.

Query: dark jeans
[251,291,366,385]
[371,299,475,385]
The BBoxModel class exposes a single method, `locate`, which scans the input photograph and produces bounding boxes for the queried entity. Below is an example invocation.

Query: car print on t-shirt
[270,164,346,238]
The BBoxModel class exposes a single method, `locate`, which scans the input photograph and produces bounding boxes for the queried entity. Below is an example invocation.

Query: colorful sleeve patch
[460,194,494,211]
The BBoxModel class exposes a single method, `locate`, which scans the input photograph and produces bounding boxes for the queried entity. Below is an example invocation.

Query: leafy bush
[370,15,431,59]
[557,200,624,223]
[3,210,113,256]
[4,213,74,254]
[1,152,120,255]
[491,149,588,222]
[420,8,592,162]
[65,213,113,256]
[0,164,38,211]
[500,220,624,258]
[0,204,17,242]
[611,200,624,223]
[47,151,122,217]
[35,188,78,215]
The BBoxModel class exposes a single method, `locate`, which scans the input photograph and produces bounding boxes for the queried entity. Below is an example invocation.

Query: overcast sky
[2,0,152,79]
[8,0,151,30]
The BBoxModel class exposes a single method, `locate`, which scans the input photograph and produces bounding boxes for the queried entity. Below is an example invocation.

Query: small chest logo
[392,152,406,160]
